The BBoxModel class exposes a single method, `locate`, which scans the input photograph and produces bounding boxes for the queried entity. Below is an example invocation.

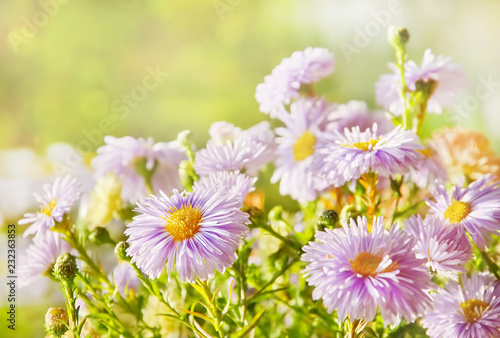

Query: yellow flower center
[40,199,57,216]
[444,200,471,224]
[417,147,434,157]
[164,204,203,241]
[350,252,398,277]
[293,131,316,161]
[347,139,379,152]
[460,299,489,322]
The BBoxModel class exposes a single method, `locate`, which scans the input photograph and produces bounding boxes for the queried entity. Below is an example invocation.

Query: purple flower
[255,47,335,116]
[125,187,249,281]
[271,98,332,202]
[427,174,500,249]
[92,136,186,204]
[407,146,448,189]
[19,175,81,240]
[302,216,433,325]
[325,100,393,135]
[18,232,71,288]
[110,261,141,297]
[422,273,500,338]
[404,214,472,279]
[193,171,256,205]
[376,49,466,116]
[313,124,423,187]
[194,122,276,177]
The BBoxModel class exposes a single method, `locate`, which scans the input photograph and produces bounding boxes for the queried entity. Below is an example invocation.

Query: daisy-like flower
[430,126,500,183]
[302,216,433,326]
[325,100,393,135]
[427,174,500,249]
[376,49,466,116]
[194,122,276,177]
[272,98,332,202]
[422,273,500,338]
[110,261,141,297]
[19,175,81,240]
[18,232,71,288]
[255,47,335,116]
[193,171,257,205]
[407,145,448,189]
[125,187,249,281]
[313,124,423,187]
[404,214,472,279]
[92,136,186,204]
[86,172,123,230]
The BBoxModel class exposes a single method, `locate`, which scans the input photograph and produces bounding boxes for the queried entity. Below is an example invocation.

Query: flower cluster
[16,28,500,338]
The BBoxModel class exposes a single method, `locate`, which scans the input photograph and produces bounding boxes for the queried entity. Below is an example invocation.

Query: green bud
[89,226,115,245]
[53,253,78,282]
[45,307,69,337]
[135,158,158,192]
[268,206,283,221]
[177,130,193,148]
[115,241,131,261]
[388,26,410,49]
[340,205,362,223]
[317,210,339,230]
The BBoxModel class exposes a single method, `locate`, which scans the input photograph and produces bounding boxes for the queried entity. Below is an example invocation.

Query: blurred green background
[1,0,500,336]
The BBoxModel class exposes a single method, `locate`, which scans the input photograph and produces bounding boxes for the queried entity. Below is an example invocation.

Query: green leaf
[230,309,266,338]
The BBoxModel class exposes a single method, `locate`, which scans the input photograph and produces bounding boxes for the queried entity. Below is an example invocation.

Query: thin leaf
[230,309,266,338]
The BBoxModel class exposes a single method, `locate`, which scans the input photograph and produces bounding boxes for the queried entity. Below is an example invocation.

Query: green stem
[481,251,500,279]
[196,280,224,338]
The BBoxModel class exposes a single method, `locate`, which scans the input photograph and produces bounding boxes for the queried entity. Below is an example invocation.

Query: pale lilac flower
[427,174,500,249]
[376,49,466,116]
[271,98,332,202]
[194,122,276,177]
[91,136,186,204]
[302,216,433,326]
[422,273,500,338]
[407,145,448,189]
[18,232,71,288]
[110,261,141,297]
[193,171,256,204]
[405,214,472,279]
[126,187,249,281]
[325,100,393,135]
[256,47,335,116]
[314,124,423,187]
[19,175,81,240]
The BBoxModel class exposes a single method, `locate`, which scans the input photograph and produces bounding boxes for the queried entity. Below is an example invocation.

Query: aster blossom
[325,100,393,135]
[404,214,472,279]
[194,121,276,177]
[313,124,423,187]
[376,49,466,116]
[271,98,332,202]
[427,174,500,249]
[302,216,433,326]
[19,175,81,240]
[110,261,141,297]
[125,187,249,282]
[193,171,256,204]
[255,47,335,116]
[422,273,500,338]
[407,145,447,189]
[18,232,72,288]
[91,136,186,204]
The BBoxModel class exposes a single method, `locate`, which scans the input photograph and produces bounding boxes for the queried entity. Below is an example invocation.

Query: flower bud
[89,226,114,246]
[177,130,193,148]
[340,205,362,223]
[45,307,69,337]
[317,210,339,230]
[388,26,410,49]
[115,241,131,261]
[53,253,78,282]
